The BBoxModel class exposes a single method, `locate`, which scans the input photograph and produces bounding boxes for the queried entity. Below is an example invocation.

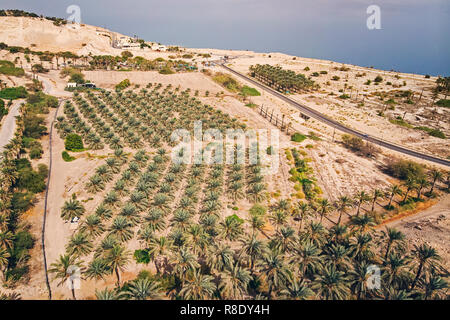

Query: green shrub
[436,99,450,108]
[385,159,425,181]
[249,204,267,217]
[0,86,27,100]
[291,132,307,142]
[374,75,383,83]
[62,151,76,162]
[0,60,25,76]
[65,133,84,151]
[134,249,151,264]
[159,66,174,74]
[240,86,261,96]
[115,79,131,91]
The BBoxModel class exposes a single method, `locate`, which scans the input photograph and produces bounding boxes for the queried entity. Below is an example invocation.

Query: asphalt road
[0,99,24,154]
[220,64,450,167]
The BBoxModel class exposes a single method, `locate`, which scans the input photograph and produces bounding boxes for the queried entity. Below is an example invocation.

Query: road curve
[220,64,450,167]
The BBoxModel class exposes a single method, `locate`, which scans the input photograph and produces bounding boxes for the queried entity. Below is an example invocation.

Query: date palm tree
[402,178,417,202]
[317,198,332,223]
[95,288,123,300]
[105,245,131,287]
[66,232,93,257]
[281,274,314,300]
[410,243,441,290]
[172,247,200,283]
[80,215,105,238]
[109,216,134,242]
[61,194,85,222]
[312,264,349,300]
[218,262,251,299]
[415,177,430,200]
[354,191,370,216]
[238,236,267,273]
[428,169,443,195]
[147,236,173,275]
[85,258,110,282]
[370,189,384,212]
[387,185,402,209]
[336,196,352,224]
[124,277,163,300]
[0,247,10,281]
[179,269,215,300]
[381,227,405,260]
[48,254,83,300]
[206,243,234,273]
[294,202,312,232]
[258,250,289,299]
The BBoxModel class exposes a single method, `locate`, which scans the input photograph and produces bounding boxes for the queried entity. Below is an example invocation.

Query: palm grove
[45,85,448,300]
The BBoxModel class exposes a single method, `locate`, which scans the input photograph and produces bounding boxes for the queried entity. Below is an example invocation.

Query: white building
[67,82,77,88]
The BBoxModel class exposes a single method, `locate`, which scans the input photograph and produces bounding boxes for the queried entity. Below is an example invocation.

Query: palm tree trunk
[71,287,76,300]
[384,242,392,261]
[388,194,394,208]
[356,203,361,216]
[115,267,121,286]
[403,190,410,202]
[371,199,376,212]
[411,263,423,290]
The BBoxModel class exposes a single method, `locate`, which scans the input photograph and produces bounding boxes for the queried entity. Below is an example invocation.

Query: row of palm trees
[250,64,315,93]
[0,104,28,285]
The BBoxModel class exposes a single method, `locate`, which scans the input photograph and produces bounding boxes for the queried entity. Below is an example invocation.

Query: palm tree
[239,236,267,273]
[60,194,85,222]
[354,191,371,216]
[0,247,10,281]
[269,210,287,232]
[206,243,234,273]
[402,178,417,202]
[48,254,83,300]
[349,214,375,234]
[421,274,448,300]
[349,261,374,299]
[336,196,352,224]
[95,288,123,300]
[80,215,105,238]
[258,251,289,299]
[218,262,251,299]
[179,270,215,300]
[381,227,405,260]
[105,245,131,286]
[125,278,163,300]
[281,274,314,300]
[415,177,430,200]
[370,189,384,212]
[109,216,134,242]
[410,243,441,290]
[312,264,349,300]
[290,240,323,277]
[387,185,402,208]
[147,236,173,275]
[172,247,200,283]
[85,258,110,282]
[295,202,311,232]
[317,198,332,223]
[66,232,93,257]
[428,169,443,194]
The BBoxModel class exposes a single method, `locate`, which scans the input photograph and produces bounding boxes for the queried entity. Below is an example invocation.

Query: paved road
[220,64,450,167]
[0,99,24,153]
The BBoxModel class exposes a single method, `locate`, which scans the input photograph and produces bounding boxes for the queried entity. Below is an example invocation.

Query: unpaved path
[383,194,450,269]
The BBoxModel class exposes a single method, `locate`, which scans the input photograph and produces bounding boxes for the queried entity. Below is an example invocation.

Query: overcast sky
[2,0,449,75]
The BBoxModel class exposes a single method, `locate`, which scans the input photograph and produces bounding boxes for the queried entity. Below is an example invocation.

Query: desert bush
[65,133,84,151]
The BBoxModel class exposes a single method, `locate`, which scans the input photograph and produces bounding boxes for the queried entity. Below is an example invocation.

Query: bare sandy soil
[384,194,450,270]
